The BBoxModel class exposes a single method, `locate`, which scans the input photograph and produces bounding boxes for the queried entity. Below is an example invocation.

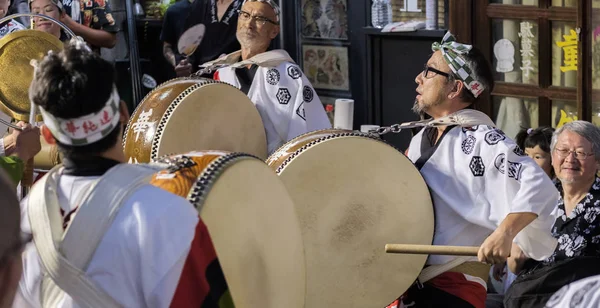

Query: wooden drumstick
[385,244,479,256]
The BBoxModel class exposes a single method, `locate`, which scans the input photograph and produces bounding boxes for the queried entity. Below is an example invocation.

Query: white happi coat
[13,172,198,307]
[215,59,332,154]
[407,124,559,265]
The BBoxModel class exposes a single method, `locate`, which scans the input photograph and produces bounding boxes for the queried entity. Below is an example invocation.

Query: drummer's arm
[60,12,117,48]
[66,21,117,48]
[478,212,537,264]
[163,42,177,68]
[507,243,529,274]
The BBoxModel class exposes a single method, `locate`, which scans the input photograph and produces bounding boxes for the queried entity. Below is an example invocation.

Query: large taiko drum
[34,135,61,169]
[149,151,305,308]
[31,135,62,184]
[266,129,435,307]
[123,78,267,164]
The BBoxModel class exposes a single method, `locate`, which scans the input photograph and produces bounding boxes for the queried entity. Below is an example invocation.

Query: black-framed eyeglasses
[237,10,279,26]
[422,65,451,79]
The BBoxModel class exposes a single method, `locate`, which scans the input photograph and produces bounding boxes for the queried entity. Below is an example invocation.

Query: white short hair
[242,0,280,21]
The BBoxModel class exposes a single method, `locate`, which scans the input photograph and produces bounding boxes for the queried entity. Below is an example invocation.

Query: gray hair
[550,120,600,161]
[242,0,280,22]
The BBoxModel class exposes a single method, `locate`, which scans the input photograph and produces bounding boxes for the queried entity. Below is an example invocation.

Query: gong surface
[0,30,62,121]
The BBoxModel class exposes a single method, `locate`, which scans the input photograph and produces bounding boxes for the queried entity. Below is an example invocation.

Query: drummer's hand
[175,59,192,77]
[12,122,41,161]
[492,263,506,281]
[478,228,512,264]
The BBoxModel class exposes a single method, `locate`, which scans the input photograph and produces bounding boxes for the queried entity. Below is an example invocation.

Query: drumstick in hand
[385,244,479,256]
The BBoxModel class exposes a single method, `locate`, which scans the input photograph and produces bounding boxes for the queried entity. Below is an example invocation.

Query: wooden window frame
[450,0,595,126]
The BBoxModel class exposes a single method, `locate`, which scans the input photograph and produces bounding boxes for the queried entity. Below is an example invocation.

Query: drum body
[267,129,435,307]
[149,151,305,308]
[123,78,267,164]
[34,135,61,170]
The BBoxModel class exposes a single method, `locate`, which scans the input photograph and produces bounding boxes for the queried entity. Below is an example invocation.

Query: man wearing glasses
[207,0,330,154]
[386,32,559,308]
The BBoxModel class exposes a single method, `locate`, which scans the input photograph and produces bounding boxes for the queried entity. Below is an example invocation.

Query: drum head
[123,77,203,164]
[0,30,62,121]
[153,151,305,308]
[153,83,267,160]
[268,130,434,307]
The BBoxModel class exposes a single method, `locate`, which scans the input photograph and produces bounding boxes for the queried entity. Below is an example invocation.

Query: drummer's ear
[41,125,56,145]
[119,101,130,124]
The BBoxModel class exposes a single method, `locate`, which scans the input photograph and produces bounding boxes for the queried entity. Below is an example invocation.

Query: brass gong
[0,29,63,122]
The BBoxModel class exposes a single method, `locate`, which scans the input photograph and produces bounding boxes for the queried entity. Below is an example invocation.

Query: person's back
[16,176,198,307]
[13,40,215,307]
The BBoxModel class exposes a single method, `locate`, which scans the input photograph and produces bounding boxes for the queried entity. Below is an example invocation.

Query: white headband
[39,87,121,146]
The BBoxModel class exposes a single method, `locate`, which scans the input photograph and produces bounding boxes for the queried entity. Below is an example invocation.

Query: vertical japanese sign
[518,21,535,78]
[555,29,579,72]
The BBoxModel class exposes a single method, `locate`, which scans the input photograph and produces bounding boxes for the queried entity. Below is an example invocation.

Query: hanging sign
[555,29,580,73]
[518,21,536,78]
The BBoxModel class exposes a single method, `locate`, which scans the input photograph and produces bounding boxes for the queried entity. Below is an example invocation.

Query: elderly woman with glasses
[504,120,600,308]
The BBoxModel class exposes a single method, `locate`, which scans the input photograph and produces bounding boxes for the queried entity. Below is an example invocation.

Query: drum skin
[123,78,202,163]
[267,129,435,307]
[149,151,305,308]
[123,77,267,163]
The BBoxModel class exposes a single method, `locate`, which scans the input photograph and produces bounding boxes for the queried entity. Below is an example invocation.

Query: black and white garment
[543,176,600,264]
[0,20,26,38]
[545,275,600,308]
[215,58,331,154]
[407,121,559,265]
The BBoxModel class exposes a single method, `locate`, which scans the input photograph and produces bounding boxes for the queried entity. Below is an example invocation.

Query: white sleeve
[0,136,4,156]
[286,73,332,141]
[478,129,558,260]
[135,188,198,308]
[147,253,188,308]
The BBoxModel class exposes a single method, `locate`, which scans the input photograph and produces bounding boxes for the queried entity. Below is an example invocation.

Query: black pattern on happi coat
[266,68,280,85]
[276,88,291,105]
[484,129,506,145]
[296,102,306,120]
[461,135,476,155]
[469,156,485,177]
[287,66,302,79]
